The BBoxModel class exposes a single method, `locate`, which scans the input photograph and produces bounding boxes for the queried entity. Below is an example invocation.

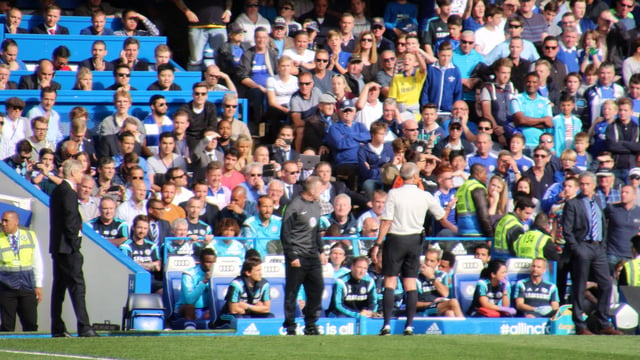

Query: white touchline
[0,349,120,360]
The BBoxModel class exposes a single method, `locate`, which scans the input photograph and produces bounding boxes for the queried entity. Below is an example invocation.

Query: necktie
[209,152,216,162]
[287,185,292,199]
[49,28,55,35]
[9,234,18,255]
[590,200,599,241]
[150,222,159,244]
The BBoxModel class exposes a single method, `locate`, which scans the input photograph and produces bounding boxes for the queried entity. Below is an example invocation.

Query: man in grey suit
[562,171,622,336]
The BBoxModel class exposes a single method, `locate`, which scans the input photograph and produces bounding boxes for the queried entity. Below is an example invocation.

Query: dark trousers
[569,242,612,330]
[0,283,38,331]
[283,256,324,331]
[50,252,92,334]
[245,88,266,124]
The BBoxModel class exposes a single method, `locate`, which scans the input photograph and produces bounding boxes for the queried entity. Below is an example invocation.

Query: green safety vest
[456,178,485,216]
[513,229,551,259]
[623,259,640,287]
[494,213,521,254]
[0,229,36,272]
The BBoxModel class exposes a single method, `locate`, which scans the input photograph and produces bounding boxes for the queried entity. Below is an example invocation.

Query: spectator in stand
[4,8,27,34]
[106,64,136,91]
[150,45,172,71]
[214,217,247,260]
[31,5,69,35]
[18,59,61,90]
[112,37,150,71]
[74,0,122,16]
[484,17,540,65]
[584,62,626,131]
[114,9,160,37]
[606,98,640,180]
[421,0,449,57]
[473,5,505,56]
[464,0,486,32]
[24,87,62,145]
[88,197,129,247]
[265,56,298,139]
[147,64,182,91]
[0,64,17,90]
[514,0,547,47]
[511,72,553,152]
[1,97,28,159]
[116,180,148,227]
[0,39,26,71]
[233,0,272,48]
[72,68,93,91]
[203,65,237,93]
[26,116,54,162]
[179,82,218,151]
[388,50,426,118]
[51,46,71,72]
[80,10,114,35]
[97,90,144,139]
[300,0,339,46]
[79,41,114,72]
[182,180,221,231]
[290,72,322,151]
[282,30,316,76]
[4,139,33,180]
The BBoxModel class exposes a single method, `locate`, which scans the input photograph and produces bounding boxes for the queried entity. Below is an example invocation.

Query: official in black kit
[281,176,325,335]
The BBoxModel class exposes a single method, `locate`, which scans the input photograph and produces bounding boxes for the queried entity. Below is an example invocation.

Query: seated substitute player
[467,259,515,317]
[87,197,129,247]
[215,257,273,327]
[119,215,162,293]
[514,258,560,318]
[174,248,217,330]
[416,248,464,317]
[327,256,377,318]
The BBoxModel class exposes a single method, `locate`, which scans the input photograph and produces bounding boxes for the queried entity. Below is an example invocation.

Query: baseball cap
[563,167,581,177]
[319,93,337,104]
[348,55,363,64]
[401,23,418,34]
[449,118,462,127]
[228,23,244,34]
[595,167,614,177]
[372,17,384,29]
[340,99,356,111]
[629,168,640,179]
[304,20,319,32]
[273,17,287,28]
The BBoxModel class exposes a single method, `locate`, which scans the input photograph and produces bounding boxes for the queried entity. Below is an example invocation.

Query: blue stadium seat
[210,258,242,320]
[262,262,285,318]
[506,258,532,288]
[451,257,483,314]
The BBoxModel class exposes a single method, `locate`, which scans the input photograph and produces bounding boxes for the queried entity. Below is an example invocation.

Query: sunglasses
[450,126,462,131]
[10,106,23,110]
[534,154,547,158]
[508,24,522,28]
[544,46,558,50]
[315,59,329,63]
[630,175,640,180]
[249,173,263,177]
[224,104,238,108]
[478,126,491,131]
[405,128,418,132]
[361,38,373,42]
[461,40,474,45]
[287,171,300,175]
[131,176,144,180]
[117,73,130,77]
[194,92,207,96]
[383,57,396,62]
[172,173,187,179]
[299,82,312,86]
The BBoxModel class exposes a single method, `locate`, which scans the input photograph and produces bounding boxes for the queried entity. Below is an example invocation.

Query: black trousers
[50,252,92,334]
[0,283,38,331]
[283,256,324,331]
[569,242,612,330]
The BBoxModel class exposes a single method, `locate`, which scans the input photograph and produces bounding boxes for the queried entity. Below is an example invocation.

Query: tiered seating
[0,14,123,35]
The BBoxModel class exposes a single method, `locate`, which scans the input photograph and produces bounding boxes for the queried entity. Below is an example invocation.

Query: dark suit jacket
[111,58,150,71]
[281,183,302,205]
[144,219,171,248]
[562,194,607,253]
[330,180,366,208]
[269,145,300,165]
[49,181,82,254]
[30,24,70,34]
[18,74,62,90]
[179,201,221,231]
[97,133,143,159]
[55,137,98,167]
[78,58,115,72]
[189,138,225,182]
[4,25,28,34]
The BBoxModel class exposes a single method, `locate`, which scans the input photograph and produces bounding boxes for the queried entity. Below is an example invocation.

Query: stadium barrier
[8,70,201,91]
[0,90,248,134]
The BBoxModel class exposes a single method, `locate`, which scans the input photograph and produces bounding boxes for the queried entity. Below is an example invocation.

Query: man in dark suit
[18,60,62,90]
[110,37,150,71]
[189,128,224,182]
[269,125,300,165]
[4,8,29,34]
[30,5,70,35]
[49,159,98,337]
[54,118,98,167]
[562,171,622,336]
[179,181,221,231]
[280,160,302,206]
[145,199,171,247]
[78,41,115,72]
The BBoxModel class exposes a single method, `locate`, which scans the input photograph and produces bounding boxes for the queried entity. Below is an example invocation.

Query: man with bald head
[18,59,61,90]
[220,185,257,225]
[402,119,428,154]
[116,180,149,227]
[452,30,485,107]
[465,132,498,173]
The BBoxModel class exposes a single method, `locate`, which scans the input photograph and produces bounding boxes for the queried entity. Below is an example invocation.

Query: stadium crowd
[2,0,640,333]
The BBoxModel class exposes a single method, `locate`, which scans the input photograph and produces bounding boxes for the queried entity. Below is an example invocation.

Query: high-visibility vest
[623,258,640,287]
[0,229,36,272]
[513,229,551,259]
[494,213,521,256]
[456,178,486,236]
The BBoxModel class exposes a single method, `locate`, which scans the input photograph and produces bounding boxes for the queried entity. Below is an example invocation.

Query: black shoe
[379,325,391,336]
[52,332,72,338]
[304,326,320,336]
[78,329,100,337]
[286,327,297,336]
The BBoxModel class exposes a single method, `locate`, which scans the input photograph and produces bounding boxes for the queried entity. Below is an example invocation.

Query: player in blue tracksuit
[215,257,273,327]
[416,249,464,317]
[328,256,377,318]
[420,41,462,113]
[513,258,560,317]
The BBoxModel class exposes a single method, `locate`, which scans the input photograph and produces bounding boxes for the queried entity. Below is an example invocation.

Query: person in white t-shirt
[282,30,316,75]
[474,5,505,55]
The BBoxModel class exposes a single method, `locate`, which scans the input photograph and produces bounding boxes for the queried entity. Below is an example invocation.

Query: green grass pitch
[0,335,639,360]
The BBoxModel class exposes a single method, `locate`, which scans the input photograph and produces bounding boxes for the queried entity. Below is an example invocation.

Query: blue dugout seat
[451,257,484,314]
[162,256,212,330]
[210,257,242,320]
[263,262,286,318]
